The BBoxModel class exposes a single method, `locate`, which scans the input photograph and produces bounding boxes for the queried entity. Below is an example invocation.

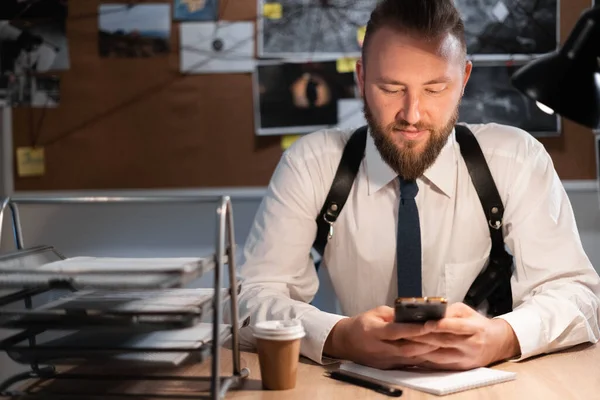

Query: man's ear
[462,60,472,96]
[356,58,365,97]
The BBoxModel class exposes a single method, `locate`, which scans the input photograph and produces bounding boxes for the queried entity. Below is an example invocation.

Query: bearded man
[235,0,600,371]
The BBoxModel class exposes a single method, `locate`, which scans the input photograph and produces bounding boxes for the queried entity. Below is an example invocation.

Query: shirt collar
[365,127,457,197]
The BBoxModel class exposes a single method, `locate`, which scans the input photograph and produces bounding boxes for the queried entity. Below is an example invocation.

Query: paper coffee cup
[253,320,305,390]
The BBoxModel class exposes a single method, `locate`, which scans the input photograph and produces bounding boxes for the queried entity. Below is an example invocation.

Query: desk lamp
[510,7,600,129]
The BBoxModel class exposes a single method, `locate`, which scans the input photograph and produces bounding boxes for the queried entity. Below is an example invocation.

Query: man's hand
[405,302,522,370]
[323,306,437,369]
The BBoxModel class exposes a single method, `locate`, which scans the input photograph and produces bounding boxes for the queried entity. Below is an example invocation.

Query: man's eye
[425,87,445,94]
[381,87,401,94]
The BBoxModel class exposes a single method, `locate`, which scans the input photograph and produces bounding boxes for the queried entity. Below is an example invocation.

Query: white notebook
[340,362,517,396]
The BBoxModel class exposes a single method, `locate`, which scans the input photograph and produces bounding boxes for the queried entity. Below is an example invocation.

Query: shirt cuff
[495,305,546,361]
[299,309,347,365]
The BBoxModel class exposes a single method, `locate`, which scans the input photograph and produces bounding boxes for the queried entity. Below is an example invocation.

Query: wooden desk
[17,343,600,399]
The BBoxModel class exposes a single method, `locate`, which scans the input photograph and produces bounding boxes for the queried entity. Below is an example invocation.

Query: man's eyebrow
[423,76,452,85]
[375,77,406,85]
[375,76,452,85]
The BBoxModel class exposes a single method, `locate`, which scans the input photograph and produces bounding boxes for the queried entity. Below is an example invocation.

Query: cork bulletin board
[7,0,596,192]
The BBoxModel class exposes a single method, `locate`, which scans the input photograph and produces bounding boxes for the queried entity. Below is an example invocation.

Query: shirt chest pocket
[444,253,490,304]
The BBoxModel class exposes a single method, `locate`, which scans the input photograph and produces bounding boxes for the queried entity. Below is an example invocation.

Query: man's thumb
[373,305,395,322]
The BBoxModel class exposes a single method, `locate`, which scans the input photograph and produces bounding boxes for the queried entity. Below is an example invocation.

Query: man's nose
[397,94,421,126]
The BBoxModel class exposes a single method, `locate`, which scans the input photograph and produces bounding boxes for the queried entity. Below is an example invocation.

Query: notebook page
[340,362,517,396]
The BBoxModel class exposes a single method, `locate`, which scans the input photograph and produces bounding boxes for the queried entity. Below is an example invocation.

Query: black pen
[325,370,403,397]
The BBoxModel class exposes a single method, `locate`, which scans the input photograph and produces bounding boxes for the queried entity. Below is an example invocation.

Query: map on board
[257,0,558,60]
[455,0,558,59]
[258,0,377,58]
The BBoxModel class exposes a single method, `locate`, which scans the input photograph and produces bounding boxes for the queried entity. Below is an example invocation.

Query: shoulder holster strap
[311,124,513,316]
[313,126,368,258]
[455,125,513,315]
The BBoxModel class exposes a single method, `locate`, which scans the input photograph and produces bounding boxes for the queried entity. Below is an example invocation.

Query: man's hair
[361,0,467,66]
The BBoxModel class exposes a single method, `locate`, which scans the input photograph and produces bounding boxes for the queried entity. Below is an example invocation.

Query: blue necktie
[397,177,422,298]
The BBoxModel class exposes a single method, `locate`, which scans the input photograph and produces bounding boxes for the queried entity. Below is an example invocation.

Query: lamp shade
[511,7,600,129]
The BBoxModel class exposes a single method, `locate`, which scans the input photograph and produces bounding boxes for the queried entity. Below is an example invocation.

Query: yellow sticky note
[336,58,357,73]
[281,135,300,150]
[357,25,366,47]
[263,3,282,19]
[16,147,45,177]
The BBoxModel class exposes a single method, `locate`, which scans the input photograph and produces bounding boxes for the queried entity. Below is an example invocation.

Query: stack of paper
[0,256,214,289]
[8,323,231,367]
[46,288,223,313]
[37,257,208,273]
[0,287,241,331]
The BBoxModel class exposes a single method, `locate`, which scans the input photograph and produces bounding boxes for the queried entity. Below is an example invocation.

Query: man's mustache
[389,120,433,131]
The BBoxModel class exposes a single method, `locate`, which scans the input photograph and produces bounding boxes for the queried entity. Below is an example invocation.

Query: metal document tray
[0,285,241,331]
[0,195,248,400]
[0,323,233,367]
[0,246,218,290]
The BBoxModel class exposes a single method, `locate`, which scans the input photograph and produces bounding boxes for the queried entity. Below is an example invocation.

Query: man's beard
[363,98,458,180]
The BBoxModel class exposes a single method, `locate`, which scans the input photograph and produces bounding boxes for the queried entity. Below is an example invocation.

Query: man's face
[356,27,471,180]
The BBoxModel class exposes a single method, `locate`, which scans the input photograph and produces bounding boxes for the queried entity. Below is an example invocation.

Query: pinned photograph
[98,4,171,58]
[455,0,558,60]
[254,60,358,135]
[458,64,559,136]
[0,0,67,20]
[4,75,60,108]
[180,21,254,74]
[257,0,558,61]
[0,0,70,75]
[174,0,219,21]
[258,0,377,59]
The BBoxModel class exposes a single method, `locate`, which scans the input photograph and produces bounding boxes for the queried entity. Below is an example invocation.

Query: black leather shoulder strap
[313,126,368,257]
[311,123,512,315]
[455,124,513,315]
[454,125,505,258]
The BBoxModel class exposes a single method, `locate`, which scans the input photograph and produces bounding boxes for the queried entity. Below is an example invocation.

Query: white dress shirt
[236,122,600,364]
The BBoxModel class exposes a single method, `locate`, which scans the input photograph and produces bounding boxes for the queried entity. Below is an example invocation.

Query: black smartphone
[394,297,447,323]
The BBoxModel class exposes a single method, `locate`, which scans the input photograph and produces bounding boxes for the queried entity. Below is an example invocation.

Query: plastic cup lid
[252,319,306,341]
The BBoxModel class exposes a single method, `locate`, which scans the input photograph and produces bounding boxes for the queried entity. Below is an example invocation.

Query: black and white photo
[0,0,67,20]
[254,60,358,135]
[0,0,69,75]
[456,0,558,60]
[257,0,558,61]
[258,0,377,59]
[459,64,559,135]
[4,74,60,108]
